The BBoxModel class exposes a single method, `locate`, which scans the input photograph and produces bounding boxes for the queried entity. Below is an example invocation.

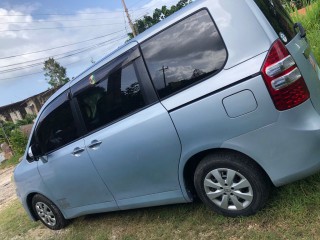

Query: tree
[128,0,192,39]
[43,58,70,88]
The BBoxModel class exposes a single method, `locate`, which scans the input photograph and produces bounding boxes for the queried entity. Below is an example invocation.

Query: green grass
[2,173,320,239]
[0,200,39,240]
[291,0,320,63]
[0,155,21,170]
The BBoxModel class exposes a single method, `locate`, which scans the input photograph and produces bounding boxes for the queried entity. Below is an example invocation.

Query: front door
[35,91,116,209]
[71,51,183,209]
[84,103,182,208]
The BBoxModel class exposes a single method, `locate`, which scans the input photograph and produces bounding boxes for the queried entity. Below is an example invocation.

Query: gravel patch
[0,166,17,211]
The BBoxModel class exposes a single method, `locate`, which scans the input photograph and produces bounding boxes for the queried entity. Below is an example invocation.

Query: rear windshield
[254,0,296,43]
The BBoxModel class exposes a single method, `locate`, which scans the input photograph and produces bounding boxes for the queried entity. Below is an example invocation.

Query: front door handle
[72,147,85,157]
[88,140,102,150]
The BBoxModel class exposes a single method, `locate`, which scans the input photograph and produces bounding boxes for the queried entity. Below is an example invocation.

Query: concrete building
[0,88,58,123]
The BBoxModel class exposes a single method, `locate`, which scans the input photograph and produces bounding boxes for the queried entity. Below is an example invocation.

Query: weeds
[291,0,320,62]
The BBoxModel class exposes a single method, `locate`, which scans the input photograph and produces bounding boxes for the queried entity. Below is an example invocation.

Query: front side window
[36,95,78,154]
[141,10,227,99]
[75,62,145,132]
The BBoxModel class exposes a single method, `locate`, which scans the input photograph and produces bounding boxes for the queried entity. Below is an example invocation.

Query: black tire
[194,152,271,217]
[32,194,68,230]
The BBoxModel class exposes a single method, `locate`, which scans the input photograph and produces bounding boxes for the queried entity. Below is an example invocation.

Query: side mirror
[28,144,42,160]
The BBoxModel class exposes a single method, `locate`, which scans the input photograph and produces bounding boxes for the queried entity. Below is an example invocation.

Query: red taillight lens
[261,39,310,111]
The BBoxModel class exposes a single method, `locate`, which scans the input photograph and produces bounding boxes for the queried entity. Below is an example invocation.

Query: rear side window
[254,0,296,42]
[141,10,227,99]
[74,63,145,132]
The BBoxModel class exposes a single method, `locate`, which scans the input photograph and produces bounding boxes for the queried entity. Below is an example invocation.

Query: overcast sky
[0,0,181,107]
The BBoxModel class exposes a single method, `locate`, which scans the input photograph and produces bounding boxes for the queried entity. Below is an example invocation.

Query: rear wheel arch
[182,148,272,199]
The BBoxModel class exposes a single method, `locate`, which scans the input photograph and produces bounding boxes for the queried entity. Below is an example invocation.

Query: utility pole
[159,66,169,88]
[121,0,138,37]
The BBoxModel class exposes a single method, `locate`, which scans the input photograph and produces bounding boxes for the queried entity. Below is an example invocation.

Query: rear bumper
[222,99,320,186]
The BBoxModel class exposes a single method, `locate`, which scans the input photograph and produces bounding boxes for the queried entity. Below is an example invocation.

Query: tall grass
[291,0,320,63]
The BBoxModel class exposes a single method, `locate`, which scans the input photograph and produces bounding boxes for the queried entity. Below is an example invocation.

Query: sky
[0,0,181,107]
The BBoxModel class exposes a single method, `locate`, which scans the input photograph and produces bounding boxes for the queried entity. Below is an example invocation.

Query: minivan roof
[70,0,203,86]
[43,0,202,108]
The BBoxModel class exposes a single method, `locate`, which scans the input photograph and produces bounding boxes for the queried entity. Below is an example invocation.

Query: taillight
[261,39,310,111]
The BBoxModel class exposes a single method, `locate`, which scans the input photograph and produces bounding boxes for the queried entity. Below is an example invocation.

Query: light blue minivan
[14,0,320,230]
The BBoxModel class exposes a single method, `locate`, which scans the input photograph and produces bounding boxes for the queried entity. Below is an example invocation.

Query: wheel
[32,194,68,230]
[194,152,270,217]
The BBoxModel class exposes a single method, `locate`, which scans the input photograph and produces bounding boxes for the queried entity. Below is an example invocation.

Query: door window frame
[28,90,84,158]
[71,46,158,137]
[139,8,228,100]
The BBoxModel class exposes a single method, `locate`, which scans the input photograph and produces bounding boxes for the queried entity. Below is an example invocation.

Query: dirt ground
[0,166,17,211]
[0,167,59,239]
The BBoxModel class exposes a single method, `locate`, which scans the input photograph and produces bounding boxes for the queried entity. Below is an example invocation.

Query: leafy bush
[15,114,36,127]
[0,114,35,155]
[9,129,28,155]
[0,121,15,144]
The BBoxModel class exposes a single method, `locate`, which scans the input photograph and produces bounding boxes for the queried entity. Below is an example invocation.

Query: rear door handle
[72,147,85,157]
[87,140,102,150]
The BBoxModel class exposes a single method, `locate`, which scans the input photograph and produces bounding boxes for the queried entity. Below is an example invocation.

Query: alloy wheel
[35,202,57,226]
[203,168,253,211]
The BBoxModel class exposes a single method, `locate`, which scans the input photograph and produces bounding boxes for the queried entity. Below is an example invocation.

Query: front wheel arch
[31,193,68,230]
[26,192,39,220]
[26,192,65,221]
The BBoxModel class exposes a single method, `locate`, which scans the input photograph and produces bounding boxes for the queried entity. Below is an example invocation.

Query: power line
[0,71,43,80]
[0,8,149,17]
[132,7,154,21]
[0,58,86,81]
[0,36,127,79]
[0,11,125,17]
[0,30,126,60]
[123,11,129,35]
[0,34,127,70]
[128,0,149,8]
[132,0,179,19]
[0,18,124,24]
[0,36,126,73]
[0,33,126,68]
[0,23,125,32]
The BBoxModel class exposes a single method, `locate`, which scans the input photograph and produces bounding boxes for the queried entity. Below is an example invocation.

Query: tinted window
[76,63,145,132]
[141,10,227,99]
[254,0,296,42]
[36,96,78,154]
